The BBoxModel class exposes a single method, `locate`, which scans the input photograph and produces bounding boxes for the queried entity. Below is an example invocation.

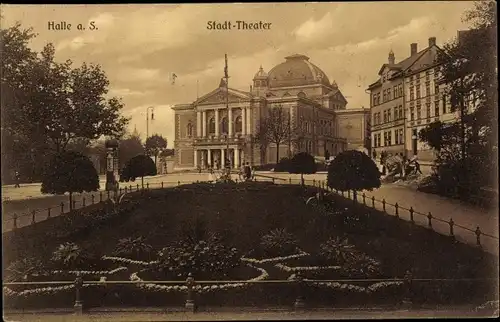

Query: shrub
[122,154,157,187]
[51,242,93,270]
[5,257,44,281]
[288,152,317,184]
[112,236,154,261]
[319,236,357,265]
[260,228,299,257]
[156,238,240,279]
[274,157,291,172]
[41,151,99,210]
[327,150,381,192]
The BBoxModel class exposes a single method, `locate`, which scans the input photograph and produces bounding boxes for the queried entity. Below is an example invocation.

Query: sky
[1,2,475,147]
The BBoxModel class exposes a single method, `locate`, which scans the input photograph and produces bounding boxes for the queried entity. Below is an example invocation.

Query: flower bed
[241,249,309,265]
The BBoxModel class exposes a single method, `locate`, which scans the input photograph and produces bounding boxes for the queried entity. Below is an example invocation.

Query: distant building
[367,36,471,164]
[172,54,369,170]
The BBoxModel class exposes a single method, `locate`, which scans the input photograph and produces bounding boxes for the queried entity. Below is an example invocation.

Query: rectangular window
[399,129,404,144]
[383,90,387,102]
[410,107,415,121]
[417,106,422,119]
[394,130,399,145]
[435,85,439,96]
[394,107,398,120]
[442,95,447,114]
[383,132,387,146]
[398,84,403,97]
[373,94,377,106]
[399,105,403,119]
[416,87,421,99]
[377,93,380,105]
[388,131,392,146]
[426,103,431,118]
[435,103,440,117]
[373,135,377,148]
[388,109,392,122]
[393,86,397,98]
[425,81,430,97]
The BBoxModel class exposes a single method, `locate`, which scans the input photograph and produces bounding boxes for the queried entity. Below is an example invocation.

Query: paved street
[2,171,498,255]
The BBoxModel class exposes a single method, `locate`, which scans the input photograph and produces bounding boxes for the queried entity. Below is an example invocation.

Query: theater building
[172,54,369,170]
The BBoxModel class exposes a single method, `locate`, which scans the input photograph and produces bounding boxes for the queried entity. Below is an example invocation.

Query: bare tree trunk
[69,192,73,211]
[276,143,280,165]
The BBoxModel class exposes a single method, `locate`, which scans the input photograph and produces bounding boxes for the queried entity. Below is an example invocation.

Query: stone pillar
[207,149,211,167]
[221,149,225,166]
[196,112,201,137]
[202,111,207,137]
[194,150,198,168]
[235,148,240,168]
[246,107,251,134]
[242,108,247,135]
[200,150,205,169]
[215,109,220,137]
[228,108,233,137]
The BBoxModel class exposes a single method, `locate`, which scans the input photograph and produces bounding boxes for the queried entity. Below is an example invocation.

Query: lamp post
[146,106,155,142]
[105,138,119,191]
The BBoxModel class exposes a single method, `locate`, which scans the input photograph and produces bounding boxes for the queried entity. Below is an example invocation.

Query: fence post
[74,272,84,314]
[372,196,375,208]
[395,203,399,218]
[13,213,18,230]
[475,227,482,247]
[137,184,140,191]
[362,193,366,205]
[82,197,86,207]
[289,178,292,185]
[272,178,275,184]
[99,191,102,203]
[313,179,316,187]
[294,273,305,311]
[47,207,51,219]
[119,187,122,195]
[347,190,351,199]
[427,212,433,229]
[146,182,149,190]
[341,190,345,197]
[353,190,357,204]
[185,272,196,313]
[382,199,386,212]
[31,210,36,224]
[402,270,413,309]
[162,181,164,188]
[178,181,180,186]
[409,207,414,223]
[449,218,455,239]
[91,195,95,205]
[61,202,64,214]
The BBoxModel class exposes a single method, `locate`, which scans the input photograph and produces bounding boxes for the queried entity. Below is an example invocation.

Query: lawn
[3,182,497,310]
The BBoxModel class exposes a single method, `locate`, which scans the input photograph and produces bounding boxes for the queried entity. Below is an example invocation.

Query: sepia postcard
[1,2,498,321]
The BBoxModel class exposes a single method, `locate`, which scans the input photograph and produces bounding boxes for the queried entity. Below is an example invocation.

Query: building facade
[172,54,369,169]
[368,36,463,163]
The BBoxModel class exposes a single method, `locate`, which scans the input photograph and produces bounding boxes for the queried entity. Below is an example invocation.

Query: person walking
[244,162,252,181]
[14,171,21,188]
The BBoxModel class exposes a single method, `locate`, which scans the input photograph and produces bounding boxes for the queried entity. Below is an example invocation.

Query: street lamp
[146,106,155,141]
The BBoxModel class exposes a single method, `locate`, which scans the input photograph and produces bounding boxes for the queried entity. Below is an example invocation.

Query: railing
[3,272,496,314]
[3,176,499,250]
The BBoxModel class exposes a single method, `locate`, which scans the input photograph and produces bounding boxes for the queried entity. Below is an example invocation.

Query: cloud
[293,12,335,42]
[108,88,152,97]
[116,68,161,82]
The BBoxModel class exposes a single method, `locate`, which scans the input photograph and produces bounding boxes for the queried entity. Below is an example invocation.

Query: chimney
[410,43,418,56]
[428,37,436,47]
[388,50,395,65]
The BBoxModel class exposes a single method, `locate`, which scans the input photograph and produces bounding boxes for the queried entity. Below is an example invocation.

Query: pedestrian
[208,167,215,183]
[14,171,20,188]
[325,150,330,162]
[372,150,377,160]
[244,162,252,181]
[415,160,423,174]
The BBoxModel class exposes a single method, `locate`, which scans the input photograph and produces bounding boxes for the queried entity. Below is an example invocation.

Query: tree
[122,154,157,187]
[255,105,294,164]
[41,151,99,210]
[420,1,497,195]
[145,134,167,166]
[118,133,145,169]
[327,150,381,192]
[288,152,317,185]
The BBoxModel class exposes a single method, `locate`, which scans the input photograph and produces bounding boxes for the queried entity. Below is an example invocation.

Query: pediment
[196,88,249,105]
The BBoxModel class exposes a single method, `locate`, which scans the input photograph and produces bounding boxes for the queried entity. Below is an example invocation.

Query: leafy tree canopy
[327,150,381,192]
[41,151,99,195]
[123,154,157,182]
[145,134,167,157]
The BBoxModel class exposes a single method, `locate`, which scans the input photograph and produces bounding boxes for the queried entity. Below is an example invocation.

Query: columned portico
[195,147,243,169]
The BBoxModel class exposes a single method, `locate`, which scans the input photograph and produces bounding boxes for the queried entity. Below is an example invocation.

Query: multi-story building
[172,54,369,170]
[368,36,464,165]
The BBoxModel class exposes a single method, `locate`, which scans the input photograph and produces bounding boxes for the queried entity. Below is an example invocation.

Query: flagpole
[225,54,230,171]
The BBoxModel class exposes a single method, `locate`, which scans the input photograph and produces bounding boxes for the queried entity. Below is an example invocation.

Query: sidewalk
[3,306,496,321]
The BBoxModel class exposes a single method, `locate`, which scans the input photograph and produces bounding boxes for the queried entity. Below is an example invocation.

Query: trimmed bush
[288,152,317,184]
[274,157,291,172]
[327,150,381,191]
[122,154,157,187]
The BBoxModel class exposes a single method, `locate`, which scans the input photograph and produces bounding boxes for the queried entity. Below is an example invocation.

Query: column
[221,149,225,166]
[215,109,220,137]
[246,107,251,134]
[228,108,233,137]
[194,150,198,168]
[242,108,247,135]
[235,148,240,168]
[241,149,245,165]
[196,112,201,137]
[202,111,207,137]
[207,149,212,167]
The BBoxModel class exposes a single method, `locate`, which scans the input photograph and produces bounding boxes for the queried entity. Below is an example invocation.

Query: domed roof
[254,66,268,79]
[268,54,331,88]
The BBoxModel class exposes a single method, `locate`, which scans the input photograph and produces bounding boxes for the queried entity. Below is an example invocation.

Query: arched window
[297,91,306,98]
[221,117,228,134]
[208,117,215,134]
[187,123,193,137]
[235,116,242,133]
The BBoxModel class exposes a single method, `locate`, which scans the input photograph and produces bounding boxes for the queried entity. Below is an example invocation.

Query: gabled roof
[193,85,251,105]
[377,63,401,76]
